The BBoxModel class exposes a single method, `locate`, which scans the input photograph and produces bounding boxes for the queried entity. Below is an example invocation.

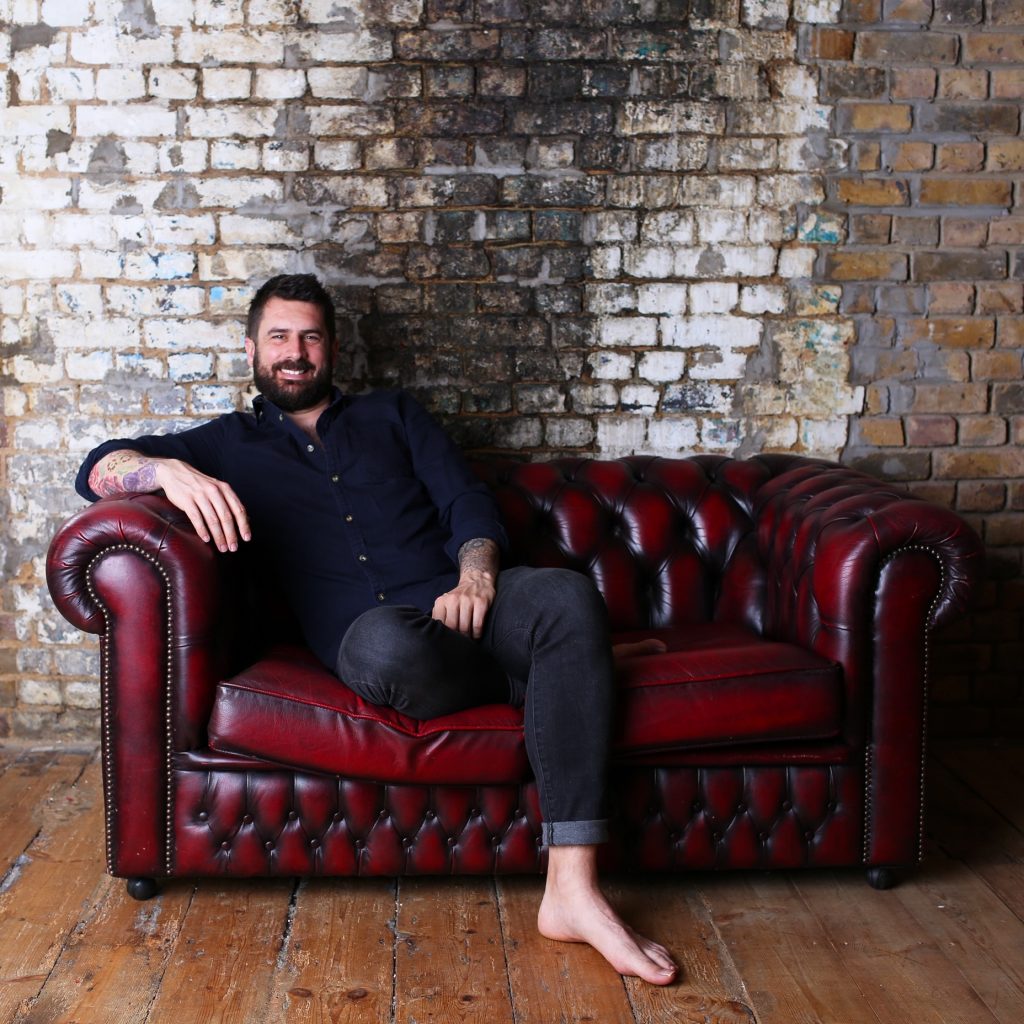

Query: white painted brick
[66,350,114,380]
[169,352,215,382]
[262,142,309,172]
[195,0,245,24]
[79,250,125,278]
[187,106,278,138]
[591,351,634,380]
[9,355,64,383]
[199,248,290,281]
[638,351,686,382]
[570,383,619,414]
[292,176,389,207]
[148,67,198,100]
[618,101,724,136]
[46,67,95,100]
[748,210,786,243]
[544,418,595,449]
[72,26,175,64]
[689,346,751,380]
[210,140,261,170]
[717,137,778,171]
[255,68,307,100]
[647,417,699,452]
[794,0,842,21]
[177,30,284,64]
[742,0,789,28]
[0,286,25,315]
[65,681,101,710]
[219,214,303,246]
[588,246,621,280]
[77,105,176,137]
[622,245,674,279]
[642,211,695,243]
[290,28,392,63]
[150,215,217,246]
[19,679,62,706]
[0,249,75,278]
[597,415,649,457]
[700,419,743,452]
[586,284,636,315]
[248,0,298,23]
[123,251,196,281]
[741,284,787,314]
[313,140,362,170]
[20,211,52,245]
[49,315,140,348]
[202,67,252,101]
[150,0,196,26]
[690,282,739,314]
[193,177,284,207]
[758,174,825,208]
[115,353,166,378]
[583,211,638,243]
[307,105,395,137]
[599,317,658,348]
[679,175,756,208]
[77,179,166,212]
[0,105,70,137]
[621,384,660,411]
[637,283,687,315]
[308,67,367,99]
[778,247,816,278]
[96,67,147,100]
[145,318,236,350]
[731,102,831,135]
[158,141,208,173]
[696,210,747,244]
[56,283,103,316]
[800,418,850,458]
[663,315,762,349]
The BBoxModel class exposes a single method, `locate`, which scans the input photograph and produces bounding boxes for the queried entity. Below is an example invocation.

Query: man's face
[244,297,335,413]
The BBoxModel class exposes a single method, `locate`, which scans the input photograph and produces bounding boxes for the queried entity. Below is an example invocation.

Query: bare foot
[539,847,678,985]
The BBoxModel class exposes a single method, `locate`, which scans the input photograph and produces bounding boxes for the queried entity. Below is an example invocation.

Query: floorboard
[1,742,1022,1024]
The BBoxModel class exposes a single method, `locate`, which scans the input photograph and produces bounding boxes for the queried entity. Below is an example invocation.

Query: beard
[252,355,334,413]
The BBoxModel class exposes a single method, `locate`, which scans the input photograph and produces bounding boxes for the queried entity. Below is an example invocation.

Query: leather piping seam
[864,543,944,866]
[86,544,175,879]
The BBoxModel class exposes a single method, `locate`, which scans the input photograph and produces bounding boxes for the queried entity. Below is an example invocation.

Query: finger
[218,484,252,542]
[193,493,233,552]
[179,499,212,545]
[470,598,488,639]
[204,488,243,551]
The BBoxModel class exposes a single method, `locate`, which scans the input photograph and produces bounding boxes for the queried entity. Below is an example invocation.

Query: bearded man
[76,273,677,986]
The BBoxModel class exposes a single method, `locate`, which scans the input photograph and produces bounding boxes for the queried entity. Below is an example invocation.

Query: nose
[280,332,307,360]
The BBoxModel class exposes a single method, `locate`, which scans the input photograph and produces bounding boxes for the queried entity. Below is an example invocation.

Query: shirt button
[306,444,315,453]
[358,554,368,562]
[344,513,353,522]
[331,474,339,483]
[377,592,386,601]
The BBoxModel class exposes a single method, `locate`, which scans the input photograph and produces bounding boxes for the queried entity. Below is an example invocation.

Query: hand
[153,459,251,554]
[432,576,496,639]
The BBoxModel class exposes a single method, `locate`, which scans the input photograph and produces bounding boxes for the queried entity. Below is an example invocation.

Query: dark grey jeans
[336,566,614,846]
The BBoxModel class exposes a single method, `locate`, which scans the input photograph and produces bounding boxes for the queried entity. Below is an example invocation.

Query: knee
[337,606,444,708]
[520,568,607,629]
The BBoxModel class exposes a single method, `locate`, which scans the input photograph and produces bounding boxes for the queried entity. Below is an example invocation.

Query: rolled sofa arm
[752,456,985,866]
[47,493,235,879]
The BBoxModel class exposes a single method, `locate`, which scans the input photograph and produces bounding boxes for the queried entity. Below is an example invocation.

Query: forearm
[457,537,499,585]
[88,449,164,498]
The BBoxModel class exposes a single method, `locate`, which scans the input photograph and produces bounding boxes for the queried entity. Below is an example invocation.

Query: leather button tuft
[242,815,253,825]
[309,838,319,848]
[288,811,298,821]
[197,811,209,822]
[265,841,274,850]
[220,841,230,850]
[447,837,456,847]
[354,839,364,849]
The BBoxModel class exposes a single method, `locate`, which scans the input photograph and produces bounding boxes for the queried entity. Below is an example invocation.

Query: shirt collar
[253,386,347,429]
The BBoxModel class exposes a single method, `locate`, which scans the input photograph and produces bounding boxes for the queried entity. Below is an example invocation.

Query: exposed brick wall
[0,0,1019,739]
[813,0,1024,736]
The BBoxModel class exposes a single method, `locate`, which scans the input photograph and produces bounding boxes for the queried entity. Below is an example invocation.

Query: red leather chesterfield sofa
[46,454,983,899]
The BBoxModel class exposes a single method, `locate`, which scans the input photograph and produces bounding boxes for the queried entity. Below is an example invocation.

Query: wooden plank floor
[1,742,1022,1024]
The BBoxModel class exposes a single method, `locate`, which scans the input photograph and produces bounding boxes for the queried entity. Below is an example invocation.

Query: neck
[285,399,330,443]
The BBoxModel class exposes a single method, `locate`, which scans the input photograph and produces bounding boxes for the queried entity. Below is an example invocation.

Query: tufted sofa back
[473,454,796,635]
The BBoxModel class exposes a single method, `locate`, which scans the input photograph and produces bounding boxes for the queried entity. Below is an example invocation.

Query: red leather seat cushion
[207,626,842,783]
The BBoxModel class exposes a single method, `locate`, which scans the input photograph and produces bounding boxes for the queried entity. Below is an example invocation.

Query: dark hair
[246,274,337,344]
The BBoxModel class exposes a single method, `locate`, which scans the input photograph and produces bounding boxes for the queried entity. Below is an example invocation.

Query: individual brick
[840,104,913,133]
[920,178,1012,206]
[959,417,1009,446]
[824,251,909,280]
[855,30,958,64]
[906,415,958,446]
[937,142,984,172]
[836,179,910,206]
[913,251,1007,281]
[963,34,1024,63]
[916,103,1020,134]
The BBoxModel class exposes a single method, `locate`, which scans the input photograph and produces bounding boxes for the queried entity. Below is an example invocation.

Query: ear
[244,336,255,368]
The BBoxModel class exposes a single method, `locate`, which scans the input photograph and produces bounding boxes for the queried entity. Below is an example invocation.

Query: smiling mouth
[274,361,315,380]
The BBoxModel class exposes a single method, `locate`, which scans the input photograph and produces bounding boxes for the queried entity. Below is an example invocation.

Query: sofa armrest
[47,493,237,878]
[754,458,984,865]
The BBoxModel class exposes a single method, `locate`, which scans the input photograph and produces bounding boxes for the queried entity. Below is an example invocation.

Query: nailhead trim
[864,544,944,865]
[86,544,175,878]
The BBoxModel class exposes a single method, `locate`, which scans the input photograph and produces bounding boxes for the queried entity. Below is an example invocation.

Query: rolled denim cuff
[541,819,609,847]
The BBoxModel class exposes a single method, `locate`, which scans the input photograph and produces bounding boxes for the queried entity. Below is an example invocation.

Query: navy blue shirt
[76,388,507,669]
